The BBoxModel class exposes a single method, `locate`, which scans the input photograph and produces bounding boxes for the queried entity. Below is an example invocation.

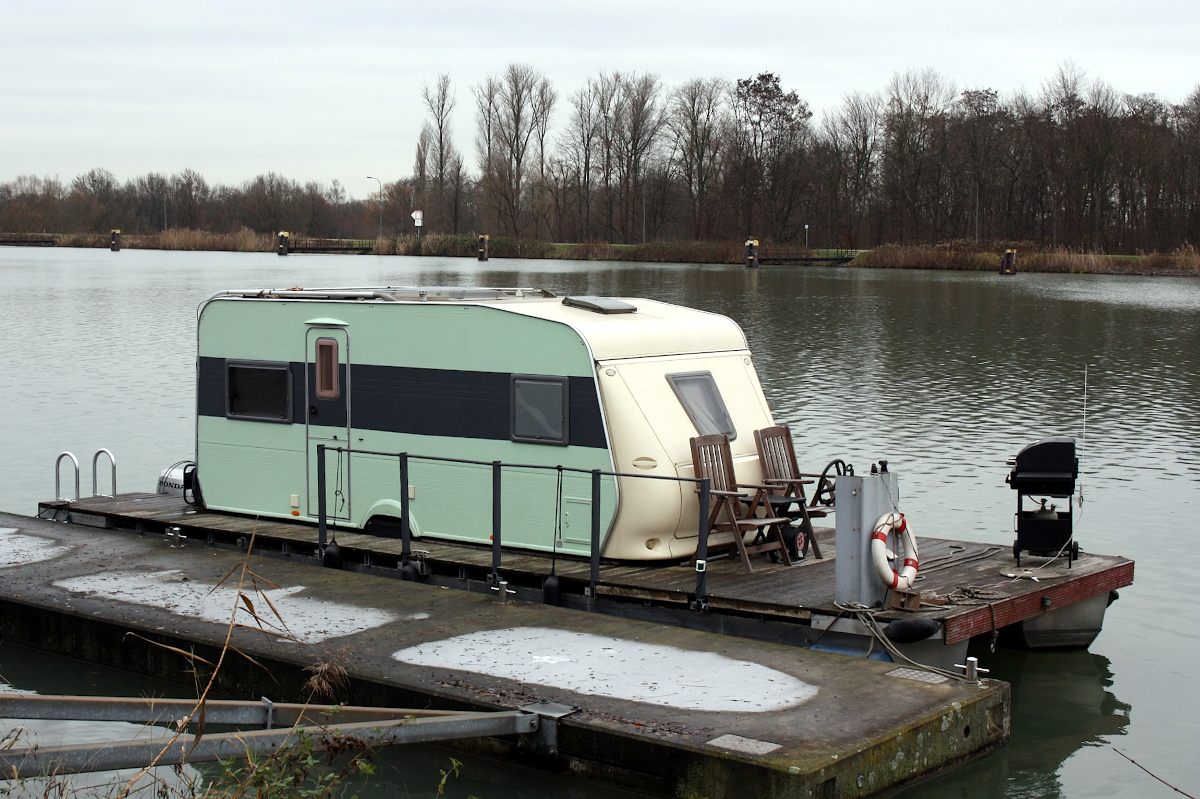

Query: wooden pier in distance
[759,247,858,266]
[0,232,58,247]
[286,237,376,254]
[41,493,1134,648]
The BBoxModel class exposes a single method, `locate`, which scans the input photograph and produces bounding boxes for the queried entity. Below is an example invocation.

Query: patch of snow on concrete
[53,570,397,644]
[392,627,817,712]
[0,528,70,568]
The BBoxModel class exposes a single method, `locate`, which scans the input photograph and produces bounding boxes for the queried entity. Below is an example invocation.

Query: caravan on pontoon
[188,286,791,561]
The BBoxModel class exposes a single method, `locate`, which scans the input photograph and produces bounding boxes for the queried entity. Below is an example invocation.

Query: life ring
[871,511,919,591]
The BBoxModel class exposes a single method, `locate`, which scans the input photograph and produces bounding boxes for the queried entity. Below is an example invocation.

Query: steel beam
[0,710,537,779]
[0,694,480,728]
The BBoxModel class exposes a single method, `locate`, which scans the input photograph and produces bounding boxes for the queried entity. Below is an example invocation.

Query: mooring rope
[833,602,976,684]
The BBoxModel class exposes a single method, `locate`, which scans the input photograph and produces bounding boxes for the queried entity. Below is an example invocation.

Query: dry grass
[370,235,742,263]
[28,228,1200,275]
[51,229,272,252]
[852,242,1200,276]
[149,228,271,252]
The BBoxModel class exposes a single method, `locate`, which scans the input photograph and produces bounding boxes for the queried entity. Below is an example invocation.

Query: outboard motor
[158,461,203,506]
[1006,437,1079,566]
[157,462,190,497]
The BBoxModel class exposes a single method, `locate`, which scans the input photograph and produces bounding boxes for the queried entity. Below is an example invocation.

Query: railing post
[317,445,327,554]
[693,478,710,608]
[589,469,601,603]
[91,449,117,497]
[55,452,80,502]
[399,453,411,562]
[491,461,502,581]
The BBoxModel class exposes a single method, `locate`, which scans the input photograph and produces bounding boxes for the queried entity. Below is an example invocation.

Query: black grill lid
[1008,437,1078,495]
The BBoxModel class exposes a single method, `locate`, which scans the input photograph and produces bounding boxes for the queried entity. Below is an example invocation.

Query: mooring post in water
[693,478,710,608]
[1000,248,1017,275]
[317,444,327,554]
[589,469,601,602]
[276,231,290,256]
[109,229,121,252]
[478,234,489,261]
[745,239,759,268]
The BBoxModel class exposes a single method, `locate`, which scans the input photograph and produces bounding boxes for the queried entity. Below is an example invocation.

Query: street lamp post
[804,224,809,250]
[366,176,383,244]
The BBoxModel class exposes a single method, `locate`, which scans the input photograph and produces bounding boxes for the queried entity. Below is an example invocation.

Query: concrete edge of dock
[0,511,1010,798]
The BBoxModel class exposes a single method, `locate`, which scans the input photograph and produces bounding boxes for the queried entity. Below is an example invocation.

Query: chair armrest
[736,483,777,492]
[695,488,746,497]
[763,478,815,486]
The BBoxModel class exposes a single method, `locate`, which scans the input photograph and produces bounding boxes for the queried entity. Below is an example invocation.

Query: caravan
[194,286,777,560]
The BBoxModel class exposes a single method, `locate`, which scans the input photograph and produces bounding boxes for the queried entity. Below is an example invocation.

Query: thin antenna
[1079,364,1087,506]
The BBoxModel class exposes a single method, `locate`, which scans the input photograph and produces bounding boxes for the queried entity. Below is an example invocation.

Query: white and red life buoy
[871,511,919,591]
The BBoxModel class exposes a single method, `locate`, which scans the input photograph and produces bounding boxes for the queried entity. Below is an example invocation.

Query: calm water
[1,247,1197,798]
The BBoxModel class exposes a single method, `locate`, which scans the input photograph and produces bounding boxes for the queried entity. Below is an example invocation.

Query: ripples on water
[1,249,1198,798]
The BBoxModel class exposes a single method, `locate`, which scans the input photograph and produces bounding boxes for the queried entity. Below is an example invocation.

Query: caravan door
[305,325,352,523]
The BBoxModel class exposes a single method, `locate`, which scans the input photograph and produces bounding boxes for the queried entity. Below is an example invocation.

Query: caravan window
[511,375,569,445]
[226,361,292,423]
[667,371,736,439]
[315,338,339,400]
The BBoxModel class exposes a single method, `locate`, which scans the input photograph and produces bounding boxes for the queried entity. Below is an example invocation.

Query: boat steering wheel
[813,459,854,507]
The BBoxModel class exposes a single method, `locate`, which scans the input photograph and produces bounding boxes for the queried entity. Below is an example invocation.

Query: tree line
[3,63,1198,253]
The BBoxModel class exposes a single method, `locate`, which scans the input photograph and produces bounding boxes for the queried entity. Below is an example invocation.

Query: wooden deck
[41,493,1134,646]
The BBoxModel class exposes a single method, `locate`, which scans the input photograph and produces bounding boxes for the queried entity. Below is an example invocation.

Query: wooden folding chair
[753,425,829,560]
[690,434,791,573]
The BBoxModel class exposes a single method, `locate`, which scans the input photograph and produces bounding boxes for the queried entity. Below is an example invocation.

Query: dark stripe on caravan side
[196,357,608,448]
[352,364,510,441]
[197,357,225,417]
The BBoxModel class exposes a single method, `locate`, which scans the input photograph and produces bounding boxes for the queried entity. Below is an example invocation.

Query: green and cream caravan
[194,287,776,561]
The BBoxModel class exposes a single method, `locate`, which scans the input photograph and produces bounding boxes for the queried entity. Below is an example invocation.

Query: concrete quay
[0,511,1009,797]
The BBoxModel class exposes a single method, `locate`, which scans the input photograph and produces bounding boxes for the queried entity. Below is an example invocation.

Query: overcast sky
[3,0,1198,197]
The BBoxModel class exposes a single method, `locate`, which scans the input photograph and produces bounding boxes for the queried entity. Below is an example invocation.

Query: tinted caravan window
[314,338,339,400]
[226,361,292,422]
[667,371,736,439]
[511,376,569,445]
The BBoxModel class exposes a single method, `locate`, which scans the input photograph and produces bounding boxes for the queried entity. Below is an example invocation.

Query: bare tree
[559,82,601,239]
[668,77,727,239]
[617,73,665,243]
[473,74,503,233]
[421,74,464,232]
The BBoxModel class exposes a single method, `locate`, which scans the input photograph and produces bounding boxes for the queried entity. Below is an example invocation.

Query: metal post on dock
[276,231,290,256]
[91,449,116,497]
[55,452,80,502]
[109,230,121,252]
[745,239,759,268]
[316,444,327,554]
[491,461,502,582]
[399,453,411,563]
[692,478,710,609]
[478,234,489,261]
[589,469,601,603]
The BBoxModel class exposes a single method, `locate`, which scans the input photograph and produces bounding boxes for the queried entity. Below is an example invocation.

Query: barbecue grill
[1006,437,1079,566]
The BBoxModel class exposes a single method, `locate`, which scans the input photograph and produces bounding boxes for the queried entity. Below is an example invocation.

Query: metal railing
[316,445,713,607]
[92,449,116,497]
[55,452,80,502]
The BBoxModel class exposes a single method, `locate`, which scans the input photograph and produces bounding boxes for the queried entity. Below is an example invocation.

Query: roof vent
[562,296,637,315]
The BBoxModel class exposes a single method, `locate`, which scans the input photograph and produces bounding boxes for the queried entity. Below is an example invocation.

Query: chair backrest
[754,426,800,483]
[690,434,738,494]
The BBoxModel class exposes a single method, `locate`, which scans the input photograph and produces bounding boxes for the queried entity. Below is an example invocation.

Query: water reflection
[894,646,1130,799]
